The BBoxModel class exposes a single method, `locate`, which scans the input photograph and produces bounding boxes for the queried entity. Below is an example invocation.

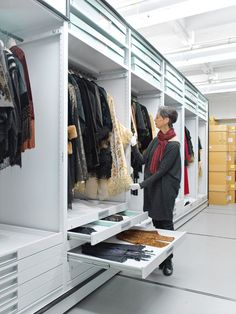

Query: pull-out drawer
[185,84,198,105]
[0,290,17,311]
[68,229,185,279]
[198,106,207,120]
[165,64,183,91]
[70,0,127,46]
[131,35,162,73]
[0,264,17,285]
[68,211,148,245]
[0,253,17,269]
[165,79,183,103]
[131,56,162,89]
[185,98,197,114]
[0,301,17,314]
[198,95,207,111]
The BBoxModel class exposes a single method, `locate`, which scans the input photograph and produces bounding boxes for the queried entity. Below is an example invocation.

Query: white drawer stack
[0,224,63,314]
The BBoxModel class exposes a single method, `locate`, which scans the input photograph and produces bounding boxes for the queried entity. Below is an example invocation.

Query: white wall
[208,91,236,120]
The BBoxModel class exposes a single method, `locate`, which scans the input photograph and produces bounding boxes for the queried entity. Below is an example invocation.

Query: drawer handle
[0,268,18,282]
[0,255,17,268]
[0,279,18,295]
[121,221,131,230]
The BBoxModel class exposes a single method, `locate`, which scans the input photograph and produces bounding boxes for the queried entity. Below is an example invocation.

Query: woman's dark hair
[158,106,178,128]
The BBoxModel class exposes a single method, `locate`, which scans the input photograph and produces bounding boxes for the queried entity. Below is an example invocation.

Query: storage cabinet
[0,0,208,312]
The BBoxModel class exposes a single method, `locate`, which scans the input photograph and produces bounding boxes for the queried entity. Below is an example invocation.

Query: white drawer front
[165,80,183,102]
[0,264,17,285]
[185,98,197,114]
[131,35,162,72]
[71,0,127,45]
[131,57,162,89]
[165,64,183,91]
[0,290,17,312]
[68,211,148,245]
[68,229,186,279]
[18,265,62,298]
[18,253,62,285]
[17,244,62,273]
[18,277,62,311]
[0,277,18,297]
[0,301,17,314]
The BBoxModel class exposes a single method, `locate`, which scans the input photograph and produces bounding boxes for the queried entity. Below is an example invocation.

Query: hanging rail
[0,27,24,43]
[69,63,97,81]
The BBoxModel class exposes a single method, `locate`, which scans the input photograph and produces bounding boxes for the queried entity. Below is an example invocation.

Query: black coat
[132,138,181,221]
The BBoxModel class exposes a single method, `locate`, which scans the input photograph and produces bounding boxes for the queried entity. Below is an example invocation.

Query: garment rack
[0,27,24,42]
[69,64,97,81]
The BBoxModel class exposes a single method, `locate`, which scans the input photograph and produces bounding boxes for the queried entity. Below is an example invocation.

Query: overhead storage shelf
[70,0,128,48]
[0,0,63,39]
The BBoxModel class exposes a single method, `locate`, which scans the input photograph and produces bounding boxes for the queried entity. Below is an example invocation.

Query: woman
[130,106,181,276]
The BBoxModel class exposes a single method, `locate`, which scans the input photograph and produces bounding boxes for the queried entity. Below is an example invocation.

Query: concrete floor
[66,205,236,314]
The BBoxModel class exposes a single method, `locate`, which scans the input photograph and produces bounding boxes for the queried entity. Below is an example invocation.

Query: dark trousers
[152,219,174,267]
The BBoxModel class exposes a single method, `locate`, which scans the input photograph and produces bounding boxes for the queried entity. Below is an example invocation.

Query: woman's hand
[130,134,137,147]
[130,183,141,190]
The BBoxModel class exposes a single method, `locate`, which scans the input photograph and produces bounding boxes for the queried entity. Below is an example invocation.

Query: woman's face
[155,113,169,129]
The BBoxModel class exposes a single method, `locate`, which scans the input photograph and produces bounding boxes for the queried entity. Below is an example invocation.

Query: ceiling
[108,0,236,96]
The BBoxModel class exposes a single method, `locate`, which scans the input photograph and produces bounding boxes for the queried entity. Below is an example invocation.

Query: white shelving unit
[0,0,207,312]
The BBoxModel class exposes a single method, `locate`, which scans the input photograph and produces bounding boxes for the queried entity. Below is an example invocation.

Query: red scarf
[150,128,176,174]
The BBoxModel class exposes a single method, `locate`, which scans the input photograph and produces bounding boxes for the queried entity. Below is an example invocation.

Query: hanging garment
[198,136,203,177]
[149,113,157,139]
[68,82,88,207]
[117,229,175,248]
[118,121,132,149]
[131,101,153,194]
[184,133,190,195]
[81,242,152,263]
[75,77,100,171]
[107,95,132,197]
[0,46,15,169]
[140,104,153,152]
[185,127,194,162]
[132,138,181,221]
[10,45,35,151]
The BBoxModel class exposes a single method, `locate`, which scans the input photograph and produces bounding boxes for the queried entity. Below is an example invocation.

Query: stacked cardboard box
[209,121,236,205]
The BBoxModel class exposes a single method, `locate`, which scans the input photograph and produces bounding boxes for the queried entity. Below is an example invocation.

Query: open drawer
[68,229,186,279]
[68,211,148,245]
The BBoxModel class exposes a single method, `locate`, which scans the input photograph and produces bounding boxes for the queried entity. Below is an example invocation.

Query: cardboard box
[228,127,236,152]
[209,125,228,132]
[209,152,236,171]
[229,190,236,203]
[228,171,236,190]
[209,172,230,192]
[209,131,229,151]
[209,191,230,205]
[209,116,218,125]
